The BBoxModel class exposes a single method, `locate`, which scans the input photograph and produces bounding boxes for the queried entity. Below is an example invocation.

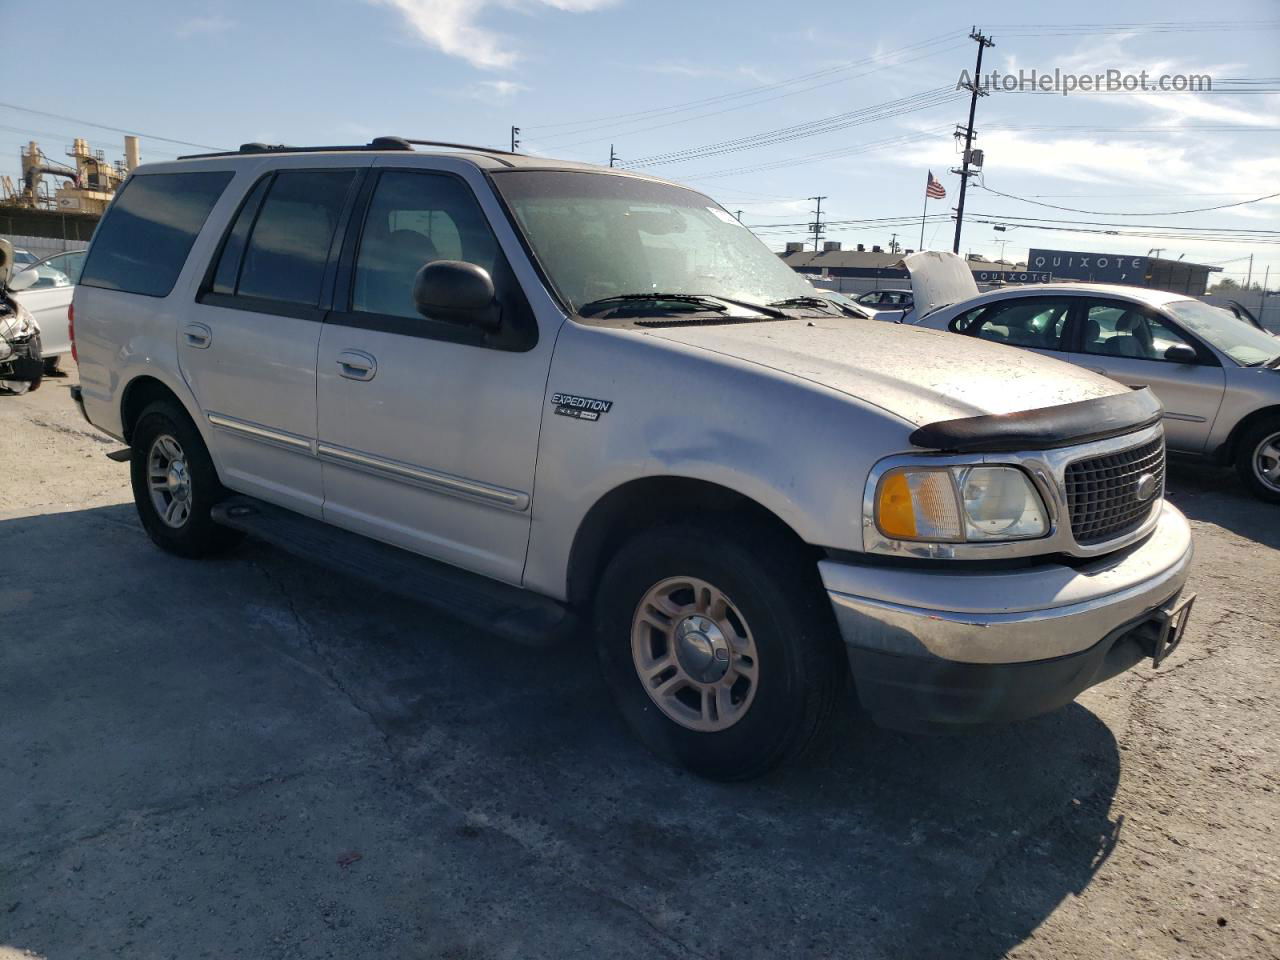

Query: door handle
[183,323,212,349]
[336,350,377,381]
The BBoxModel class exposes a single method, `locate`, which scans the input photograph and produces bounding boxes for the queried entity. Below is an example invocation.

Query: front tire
[129,400,243,557]
[1235,417,1280,503]
[593,524,847,780]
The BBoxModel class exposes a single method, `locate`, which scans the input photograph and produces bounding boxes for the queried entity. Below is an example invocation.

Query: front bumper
[821,501,1194,730]
[0,333,43,387]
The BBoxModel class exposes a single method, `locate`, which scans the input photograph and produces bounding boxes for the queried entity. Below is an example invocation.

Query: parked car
[856,288,914,308]
[12,247,37,268]
[903,255,1280,502]
[70,140,1195,779]
[0,240,44,395]
[12,250,84,372]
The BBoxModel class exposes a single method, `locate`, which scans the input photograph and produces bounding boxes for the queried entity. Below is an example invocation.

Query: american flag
[926,171,946,199]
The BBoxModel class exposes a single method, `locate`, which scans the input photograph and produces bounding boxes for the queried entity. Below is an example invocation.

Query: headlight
[875,465,1048,543]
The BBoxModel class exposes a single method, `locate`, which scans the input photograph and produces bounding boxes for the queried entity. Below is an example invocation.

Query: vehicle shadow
[3,503,1124,960]
[1166,460,1280,549]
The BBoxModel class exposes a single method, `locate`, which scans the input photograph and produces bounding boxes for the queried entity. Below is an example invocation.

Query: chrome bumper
[821,501,1193,666]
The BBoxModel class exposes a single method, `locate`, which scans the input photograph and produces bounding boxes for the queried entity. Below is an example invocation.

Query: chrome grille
[1064,436,1166,545]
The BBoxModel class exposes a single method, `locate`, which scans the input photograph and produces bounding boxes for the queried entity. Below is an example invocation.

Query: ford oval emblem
[1135,473,1159,502]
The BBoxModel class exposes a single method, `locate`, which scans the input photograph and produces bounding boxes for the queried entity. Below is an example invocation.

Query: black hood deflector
[909,387,1163,453]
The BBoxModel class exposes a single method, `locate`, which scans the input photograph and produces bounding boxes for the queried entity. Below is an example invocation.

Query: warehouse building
[777,242,1222,296]
[778,242,1048,291]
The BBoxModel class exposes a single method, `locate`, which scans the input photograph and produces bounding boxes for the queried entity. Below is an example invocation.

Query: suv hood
[645,316,1128,428]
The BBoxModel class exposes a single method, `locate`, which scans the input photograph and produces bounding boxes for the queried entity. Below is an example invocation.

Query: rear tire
[129,400,243,557]
[1234,417,1280,504]
[593,524,847,780]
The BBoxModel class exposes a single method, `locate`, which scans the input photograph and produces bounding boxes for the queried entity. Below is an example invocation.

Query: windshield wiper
[767,295,847,316]
[578,293,787,320]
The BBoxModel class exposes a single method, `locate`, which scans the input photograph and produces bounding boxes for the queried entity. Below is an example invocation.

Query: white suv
[70,139,1195,779]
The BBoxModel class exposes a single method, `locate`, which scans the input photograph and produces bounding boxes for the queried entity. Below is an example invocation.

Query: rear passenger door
[953,296,1073,360]
[315,163,554,585]
[1066,299,1226,454]
[180,160,367,517]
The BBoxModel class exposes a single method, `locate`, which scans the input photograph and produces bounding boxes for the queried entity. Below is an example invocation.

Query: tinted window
[969,298,1070,350]
[210,175,271,295]
[1081,302,1198,362]
[237,170,356,306]
[80,171,233,297]
[352,171,500,319]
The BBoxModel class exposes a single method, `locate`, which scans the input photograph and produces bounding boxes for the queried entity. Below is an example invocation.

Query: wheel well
[119,376,186,444]
[566,476,818,609]
[1217,405,1280,464]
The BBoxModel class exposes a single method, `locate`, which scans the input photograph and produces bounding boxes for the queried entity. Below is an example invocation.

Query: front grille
[1064,436,1166,545]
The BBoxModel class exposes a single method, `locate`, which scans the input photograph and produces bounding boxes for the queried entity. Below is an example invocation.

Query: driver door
[316,164,555,585]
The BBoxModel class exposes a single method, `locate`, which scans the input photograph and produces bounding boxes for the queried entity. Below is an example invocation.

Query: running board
[211,495,574,647]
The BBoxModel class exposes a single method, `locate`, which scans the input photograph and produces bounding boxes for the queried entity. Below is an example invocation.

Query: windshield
[491,170,814,313]
[1164,299,1280,366]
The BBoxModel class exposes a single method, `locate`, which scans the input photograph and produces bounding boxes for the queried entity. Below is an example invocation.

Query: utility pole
[889,233,900,254]
[1246,253,1254,288]
[609,145,619,168]
[510,126,520,152]
[734,209,743,222]
[951,27,995,255]
[808,195,827,252]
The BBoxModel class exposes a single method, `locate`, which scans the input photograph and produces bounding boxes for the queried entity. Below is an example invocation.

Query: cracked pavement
[2,377,1277,959]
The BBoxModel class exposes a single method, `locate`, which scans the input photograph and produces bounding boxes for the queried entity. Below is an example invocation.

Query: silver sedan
[910,282,1280,502]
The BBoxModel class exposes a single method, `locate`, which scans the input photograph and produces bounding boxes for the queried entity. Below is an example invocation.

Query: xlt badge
[553,392,612,422]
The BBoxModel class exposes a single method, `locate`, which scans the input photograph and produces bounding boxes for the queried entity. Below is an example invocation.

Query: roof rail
[178,136,519,161]
[400,139,519,156]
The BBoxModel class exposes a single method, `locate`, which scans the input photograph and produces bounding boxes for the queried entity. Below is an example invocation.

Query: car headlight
[875,465,1048,543]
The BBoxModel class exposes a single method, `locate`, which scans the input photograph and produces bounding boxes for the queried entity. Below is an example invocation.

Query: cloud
[369,0,616,70]
[175,15,236,38]
[478,79,527,96]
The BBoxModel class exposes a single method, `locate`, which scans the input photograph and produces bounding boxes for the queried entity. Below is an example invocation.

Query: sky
[1,0,1277,286]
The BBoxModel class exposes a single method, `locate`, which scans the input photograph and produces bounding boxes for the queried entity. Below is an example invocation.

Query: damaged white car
[0,240,44,396]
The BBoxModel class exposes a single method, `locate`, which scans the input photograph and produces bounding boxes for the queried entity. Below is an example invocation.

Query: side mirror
[7,268,37,293]
[1164,344,1198,364]
[0,239,13,290]
[413,260,500,332]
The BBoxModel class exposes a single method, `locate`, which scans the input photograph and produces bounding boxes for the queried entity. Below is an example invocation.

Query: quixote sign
[973,269,1052,284]
[1028,249,1148,284]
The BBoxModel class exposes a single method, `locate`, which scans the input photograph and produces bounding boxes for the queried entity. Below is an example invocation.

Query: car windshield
[1164,299,1280,366]
[491,170,814,314]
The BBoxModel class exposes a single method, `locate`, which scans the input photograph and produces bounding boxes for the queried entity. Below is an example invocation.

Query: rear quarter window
[80,171,234,298]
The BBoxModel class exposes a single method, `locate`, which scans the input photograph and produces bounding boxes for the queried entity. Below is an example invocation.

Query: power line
[524,31,961,135]
[624,86,962,167]
[975,182,1280,216]
[967,218,1280,245]
[992,18,1280,36]
[969,212,1280,235]
[683,128,949,182]
[544,42,970,151]
[0,102,226,151]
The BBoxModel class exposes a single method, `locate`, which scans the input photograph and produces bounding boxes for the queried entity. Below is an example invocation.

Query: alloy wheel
[630,576,759,732]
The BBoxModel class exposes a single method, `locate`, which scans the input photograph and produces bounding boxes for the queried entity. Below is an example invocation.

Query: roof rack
[178,137,520,161]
